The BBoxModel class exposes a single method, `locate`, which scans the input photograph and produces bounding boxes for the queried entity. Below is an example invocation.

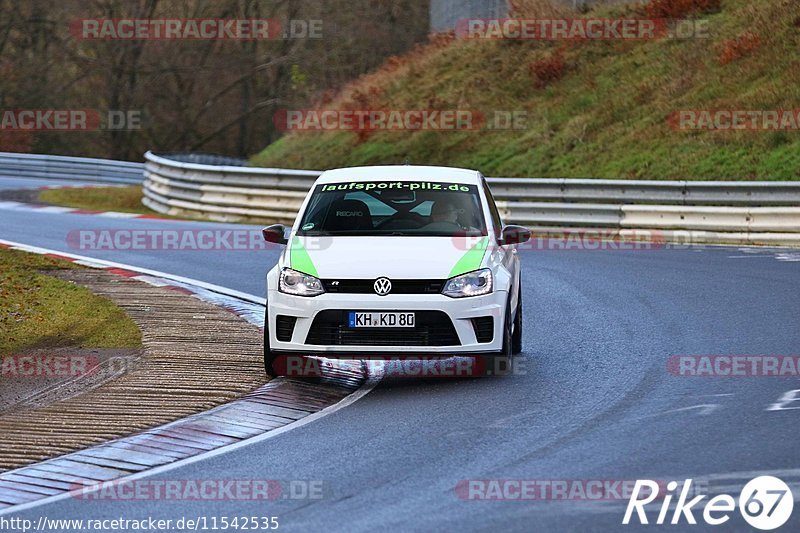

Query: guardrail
[142,152,320,223]
[4,151,795,245]
[0,152,144,185]
[142,151,800,246]
[487,177,800,206]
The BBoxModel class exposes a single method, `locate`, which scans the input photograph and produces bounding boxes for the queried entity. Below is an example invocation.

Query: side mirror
[499,225,531,246]
[262,224,289,245]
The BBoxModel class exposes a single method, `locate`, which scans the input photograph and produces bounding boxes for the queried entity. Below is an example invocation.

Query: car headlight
[279,268,325,297]
[442,268,493,298]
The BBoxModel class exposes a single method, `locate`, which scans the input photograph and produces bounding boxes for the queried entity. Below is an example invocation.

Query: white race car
[261,165,530,377]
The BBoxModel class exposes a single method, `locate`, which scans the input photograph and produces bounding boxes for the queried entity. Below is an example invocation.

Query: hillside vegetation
[253,0,800,180]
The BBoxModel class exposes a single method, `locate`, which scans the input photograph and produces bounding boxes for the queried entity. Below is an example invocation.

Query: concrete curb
[0,240,375,514]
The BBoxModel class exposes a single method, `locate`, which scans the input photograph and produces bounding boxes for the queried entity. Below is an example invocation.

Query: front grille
[306,310,460,346]
[471,317,494,343]
[321,279,445,295]
[275,315,297,342]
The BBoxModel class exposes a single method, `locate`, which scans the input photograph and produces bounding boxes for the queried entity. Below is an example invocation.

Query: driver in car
[423,200,461,231]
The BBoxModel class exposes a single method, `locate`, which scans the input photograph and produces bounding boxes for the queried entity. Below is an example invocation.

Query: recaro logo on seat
[336,211,363,217]
[374,277,392,296]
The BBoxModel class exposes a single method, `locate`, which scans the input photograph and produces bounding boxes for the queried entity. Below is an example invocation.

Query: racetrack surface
[2,177,799,531]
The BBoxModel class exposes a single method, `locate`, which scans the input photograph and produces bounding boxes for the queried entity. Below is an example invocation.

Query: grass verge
[37,185,268,223]
[37,186,169,216]
[0,247,142,356]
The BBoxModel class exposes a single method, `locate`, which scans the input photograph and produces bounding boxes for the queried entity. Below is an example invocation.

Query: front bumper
[267,290,507,354]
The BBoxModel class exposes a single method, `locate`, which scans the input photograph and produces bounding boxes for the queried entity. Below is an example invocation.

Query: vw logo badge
[374,277,392,296]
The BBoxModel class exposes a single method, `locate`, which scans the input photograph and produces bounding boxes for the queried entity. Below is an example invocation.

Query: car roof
[316,165,482,185]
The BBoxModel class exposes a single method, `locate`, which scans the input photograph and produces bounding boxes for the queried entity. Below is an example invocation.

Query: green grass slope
[253,0,800,179]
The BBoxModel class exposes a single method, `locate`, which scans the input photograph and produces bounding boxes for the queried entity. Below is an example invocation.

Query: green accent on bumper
[448,237,490,278]
[289,237,319,278]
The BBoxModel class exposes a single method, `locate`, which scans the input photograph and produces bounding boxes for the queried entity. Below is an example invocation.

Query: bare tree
[0,0,431,159]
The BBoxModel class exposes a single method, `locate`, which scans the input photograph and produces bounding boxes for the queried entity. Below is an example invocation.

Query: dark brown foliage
[645,0,722,18]
[528,51,567,89]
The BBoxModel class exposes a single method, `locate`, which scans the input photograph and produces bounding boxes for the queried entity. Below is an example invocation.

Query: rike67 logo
[623,476,794,530]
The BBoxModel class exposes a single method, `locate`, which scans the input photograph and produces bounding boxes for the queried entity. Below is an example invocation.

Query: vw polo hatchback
[261,165,530,376]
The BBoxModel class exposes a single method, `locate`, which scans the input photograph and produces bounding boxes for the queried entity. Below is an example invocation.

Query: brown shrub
[528,51,567,89]
[328,32,456,111]
[509,0,572,18]
[645,0,722,18]
[0,131,34,153]
[719,32,762,65]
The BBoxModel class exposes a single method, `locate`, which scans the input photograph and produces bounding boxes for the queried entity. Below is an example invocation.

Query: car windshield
[296,180,487,237]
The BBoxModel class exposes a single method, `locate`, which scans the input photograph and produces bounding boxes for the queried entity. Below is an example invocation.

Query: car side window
[481,178,503,238]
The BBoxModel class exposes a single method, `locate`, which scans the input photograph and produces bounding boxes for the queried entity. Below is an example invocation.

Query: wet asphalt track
[2,177,799,532]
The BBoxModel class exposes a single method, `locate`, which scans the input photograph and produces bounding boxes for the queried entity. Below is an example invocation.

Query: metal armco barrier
[3,151,793,246]
[0,152,144,185]
[142,152,800,246]
[142,152,320,223]
[486,177,800,206]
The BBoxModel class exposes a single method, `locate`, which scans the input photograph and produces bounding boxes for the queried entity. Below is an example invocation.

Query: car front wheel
[264,313,279,377]
[478,298,514,377]
[501,295,513,357]
[511,289,523,355]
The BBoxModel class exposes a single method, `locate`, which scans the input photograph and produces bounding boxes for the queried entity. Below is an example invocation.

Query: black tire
[483,298,514,376]
[480,301,514,377]
[264,313,279,377]
[511,289,523,355]
[501,296,513,358]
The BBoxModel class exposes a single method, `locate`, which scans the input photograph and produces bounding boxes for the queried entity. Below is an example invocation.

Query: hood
[287,235,490,280]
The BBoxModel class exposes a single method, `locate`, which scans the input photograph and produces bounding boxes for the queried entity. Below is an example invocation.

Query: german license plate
[348,312,415,328]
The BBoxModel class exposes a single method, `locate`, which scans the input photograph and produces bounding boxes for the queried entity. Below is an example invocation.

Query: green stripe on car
[290,236,319,277]
[448,237,490,278]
